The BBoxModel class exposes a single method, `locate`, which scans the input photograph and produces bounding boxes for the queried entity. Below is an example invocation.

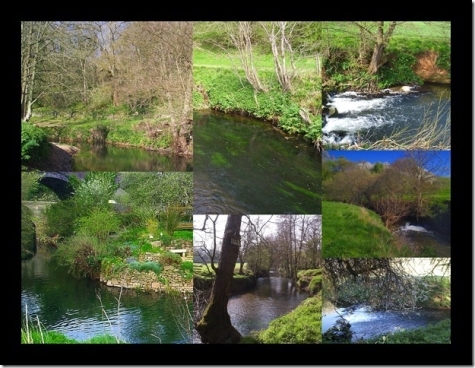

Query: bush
[44,199,81,238]
[160,251,183,267]
[129,261,163,276]
[21,122,50,164]
[160,206,182,237]
[75,208,121,243]
[21,205,36,260]
[53,234,104,279]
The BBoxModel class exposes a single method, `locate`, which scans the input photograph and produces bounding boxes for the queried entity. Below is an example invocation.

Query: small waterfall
[400,222,430,233]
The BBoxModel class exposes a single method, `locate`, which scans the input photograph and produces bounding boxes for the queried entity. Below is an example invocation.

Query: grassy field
[322,201,411,257]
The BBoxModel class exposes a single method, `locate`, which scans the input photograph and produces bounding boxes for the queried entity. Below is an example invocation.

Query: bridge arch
[37,172,84,200]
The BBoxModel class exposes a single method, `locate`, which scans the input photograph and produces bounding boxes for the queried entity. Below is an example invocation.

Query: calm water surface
[67,142,193,172]
[21,251,192,344]
[193,111,321,214]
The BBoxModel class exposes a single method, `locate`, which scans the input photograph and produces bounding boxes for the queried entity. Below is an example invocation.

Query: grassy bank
[242,291,322,344]
[193,48,322,146]
[29,111,173,151]
[322,201,413,257]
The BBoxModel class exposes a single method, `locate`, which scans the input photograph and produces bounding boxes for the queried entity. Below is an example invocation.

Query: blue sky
[325,150,451,177]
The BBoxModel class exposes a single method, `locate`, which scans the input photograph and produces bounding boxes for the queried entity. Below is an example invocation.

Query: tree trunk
[196,215,243,344]
[367,43,386,75]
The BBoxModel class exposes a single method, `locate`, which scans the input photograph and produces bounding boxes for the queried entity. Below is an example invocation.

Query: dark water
[68,142,193,172]
[322,304,450,342]
[394,222,451,257]
[193,277,309,343]
[21,252,193,344]
[322,83,451,147]
[228,277,308,336]
[193,111,321,214]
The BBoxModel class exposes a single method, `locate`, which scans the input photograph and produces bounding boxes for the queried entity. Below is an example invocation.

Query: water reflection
[68,142,193,172]
[21,252,192,343]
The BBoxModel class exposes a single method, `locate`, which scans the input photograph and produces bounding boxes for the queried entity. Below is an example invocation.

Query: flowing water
[322,83,450,147]
[67,142,193,172]
[193,111,321,214]
[193,277,309,343]
[322,304,450,342]
[393,222,451,257]
[21,251,193,344]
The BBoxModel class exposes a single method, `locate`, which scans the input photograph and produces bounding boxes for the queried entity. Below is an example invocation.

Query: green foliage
[257,293,322,344]
[193,66,321,142]
[378,53,423,89]
[70,172,118,212]
[53,234,104,279]
[160,206,181,237]
[158,232,172,246]
[21,171,59,201]
[180,261,193,280]
[21,122,50,164]
[128,261,163,276]
[160,251,183,267]
[101,256,128,278]
[75,208,121,243]
[44,199,81,238]
[308,275,322,296]
[119,172,193,218]
[21,205,36,260]
[363,319,450,344]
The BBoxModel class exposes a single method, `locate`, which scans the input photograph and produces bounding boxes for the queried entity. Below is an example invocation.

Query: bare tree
[261,22,297,92]
[394,151,449,220]
[367,164,414,229]
[195,215,243,344]
[353,21,401,75]
[119,22,193,156]
[225,22,268,93]
[21,21,54,121]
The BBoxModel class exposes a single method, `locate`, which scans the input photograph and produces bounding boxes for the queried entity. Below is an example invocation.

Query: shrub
[21,122,50,164]
[160,206,181,237]
[53,234,104,279]
[75,208,121,243]
[128,261,163,276]
[44,199,81,238]
[160,251,182,267]
[21,205,36,260]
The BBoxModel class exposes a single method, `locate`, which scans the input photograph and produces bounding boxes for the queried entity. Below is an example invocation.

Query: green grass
[193,48,316,71]
[361,319,450,344]
[322,201,412,257]
[253,292,322,344]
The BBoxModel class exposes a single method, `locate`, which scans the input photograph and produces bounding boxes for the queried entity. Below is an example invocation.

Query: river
[322,83,451,147]
[66,142,193,172]
[193,110,321,214]
[322,304,451,342]
[21,251,193,344]
[193,276,309,343]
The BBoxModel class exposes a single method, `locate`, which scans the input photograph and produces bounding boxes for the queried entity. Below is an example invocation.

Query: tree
[21,21,53,121]
[354,21,401,75]
[323,258,450,311]
[273,215,321,283]
[225,22,268,93]
[366,164,413,229]
[196,215,243,344]
[261,22,297,92]
[119,22,193,156]
[393,151,448,220]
